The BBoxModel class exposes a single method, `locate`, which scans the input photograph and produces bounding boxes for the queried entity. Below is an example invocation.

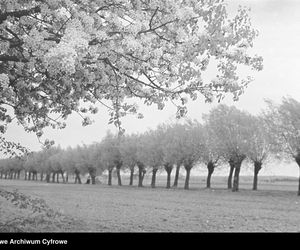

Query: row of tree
[1,98,300,195]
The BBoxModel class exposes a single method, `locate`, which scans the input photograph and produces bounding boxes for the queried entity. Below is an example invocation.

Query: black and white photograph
[0,0,300,239]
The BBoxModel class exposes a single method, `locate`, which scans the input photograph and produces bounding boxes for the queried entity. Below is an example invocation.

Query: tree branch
[0,6,41,25]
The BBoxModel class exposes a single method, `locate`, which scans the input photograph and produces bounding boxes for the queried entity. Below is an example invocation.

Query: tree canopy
[0,0,263,153]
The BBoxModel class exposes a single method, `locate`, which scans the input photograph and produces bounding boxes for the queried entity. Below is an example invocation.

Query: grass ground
[0,175,299,232]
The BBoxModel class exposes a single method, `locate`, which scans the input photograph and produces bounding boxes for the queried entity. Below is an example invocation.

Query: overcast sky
[4,0,300,176]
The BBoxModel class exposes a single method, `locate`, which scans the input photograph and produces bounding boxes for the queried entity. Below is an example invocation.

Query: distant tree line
[1,97,300,195]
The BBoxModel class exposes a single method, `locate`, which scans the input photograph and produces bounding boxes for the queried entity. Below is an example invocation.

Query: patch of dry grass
[0,188,84,232]
[0,177,300,232]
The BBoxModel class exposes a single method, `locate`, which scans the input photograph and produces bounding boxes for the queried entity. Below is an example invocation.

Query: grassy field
[0,175,300,232]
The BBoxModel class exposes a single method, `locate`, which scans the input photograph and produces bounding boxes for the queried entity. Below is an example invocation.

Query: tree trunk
[40,172,44,181]
[164,164,173,189]
[24,171,27,180]
[56,172,59,183]
[137,162,145,187]
[232,155,246,192]
[184,166,192,190]
[108,169,112,186]
[60,171,65,183]
[28,172,32,181]
[90,172,96,185]
[151,168,158,188]
[206,161,215,189]
[46,173,50,183]
[138,167,144,187]
[0,171,2,179]
[232,166,241,192]
[173,164,181,187]
[75,170,82,184]
[66,173,69,183]
[253,161,262,191]
[142,169,146,182]
[295,156,300,196]
[52,172,55,182]
[228,162,235,189]
[17,170,21,179]
[129,167,134,186]
[116,168,122,186]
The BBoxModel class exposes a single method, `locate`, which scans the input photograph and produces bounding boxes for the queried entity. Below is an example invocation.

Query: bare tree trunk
[137,162,145,187]
[116,168,122,186]
[184,166,192,190]
[66,173,69,183]
[52,172,55,183]
[28,171,32,181]
[17,170,21,179]
[138,167,143,187]
[46,173,50,183]
[129,167,134,186]
[232,155,246,192]
[56,172,59,183]
[164,163,173,189]
[151,168,158,188]
[90,174,95,185]
[228,162,235,189]
[40,172,44,181]
[75,170,82,184]
[108,169,112,185]
[60,171,65,183]
[206,161,215,188]
[24,171,27,180]
[295,156,300,196]
[253,161,262,191]
[0,171,2,179]
[232,166,241,192]
[173,164,181,187]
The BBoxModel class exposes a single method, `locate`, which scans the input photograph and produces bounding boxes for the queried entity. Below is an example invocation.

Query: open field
[1,176,300,232]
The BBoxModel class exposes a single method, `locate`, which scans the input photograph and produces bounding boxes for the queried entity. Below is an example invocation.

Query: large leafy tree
[136,129,163,188]
[263,97,300,196]
[100,131,123,186]
[200,124,223,189]
[0,0,262,154]
[119,133,140,186]
[76,143,104,184]
[204,104,252,191]
[164,123,186,188]
[245,115,271,191]
[163,120,203,189]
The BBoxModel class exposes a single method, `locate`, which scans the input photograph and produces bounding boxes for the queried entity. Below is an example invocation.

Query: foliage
[119,133,140,169]
[263,97,300,159]
[0,0,263,152]
[100,131,122,171]
[244,114,271,163]
[0,188,78,232]
[203,104,253,161]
